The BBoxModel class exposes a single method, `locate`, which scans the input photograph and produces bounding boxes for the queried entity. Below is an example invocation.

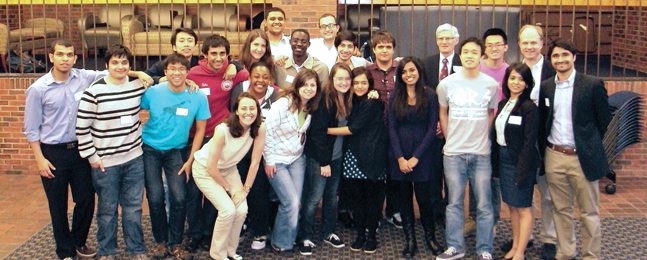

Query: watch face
[221,80,233,91]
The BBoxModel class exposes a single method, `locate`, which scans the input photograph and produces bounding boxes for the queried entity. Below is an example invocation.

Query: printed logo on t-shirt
[221,80,233,91]
[447,88,493,120]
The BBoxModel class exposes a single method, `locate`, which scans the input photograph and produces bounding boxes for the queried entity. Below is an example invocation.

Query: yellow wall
[1,0,645,5]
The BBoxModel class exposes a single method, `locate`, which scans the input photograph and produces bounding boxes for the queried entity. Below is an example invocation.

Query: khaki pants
[192,162,248,260]
[544,147,601,260]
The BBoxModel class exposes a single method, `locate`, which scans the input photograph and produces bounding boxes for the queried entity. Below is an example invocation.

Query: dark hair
[334,30,357,48]
[548,38,577,56]
[351,66,375,99]
[392,56,428,121]
[460,37,485,56]
[323,63,353,119]
[282,68,321,114]
[502,63,534,114]
[239,29,274,71]
[291,29,310,40]
[202,34,230,55]
[164,53,190,70]
[249,61,271,75]
[482,28,507,44]
[50,38,75,54]
[370,31,396,49]
[170,27,198,47]
[227,92,263,138]
[104,44,132,65]
[264,7,286,20]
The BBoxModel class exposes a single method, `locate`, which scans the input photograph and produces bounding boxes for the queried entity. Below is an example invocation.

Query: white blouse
[495,99,517,146]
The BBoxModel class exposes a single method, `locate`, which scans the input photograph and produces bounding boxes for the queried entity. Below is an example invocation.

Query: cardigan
[344,95,388,181]
[304,97,339,167]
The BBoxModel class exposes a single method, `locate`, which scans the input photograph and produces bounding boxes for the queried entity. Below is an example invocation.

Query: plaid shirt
[263,97,311,166]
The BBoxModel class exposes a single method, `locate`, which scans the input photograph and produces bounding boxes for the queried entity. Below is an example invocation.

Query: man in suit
[500,24,558,260]
[538,38,610,260]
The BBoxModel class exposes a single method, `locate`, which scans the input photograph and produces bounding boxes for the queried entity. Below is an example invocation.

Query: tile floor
[0,174,645,259]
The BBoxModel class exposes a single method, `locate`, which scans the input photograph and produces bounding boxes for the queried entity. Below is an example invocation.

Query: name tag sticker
[453,66,463,73]
[285,75,295,83]
[508,115,522,125]
[200,88,211,96]
[545,98,550,107]
[74,92,83,101]
[176,107,188,116]
[120,116,133,125]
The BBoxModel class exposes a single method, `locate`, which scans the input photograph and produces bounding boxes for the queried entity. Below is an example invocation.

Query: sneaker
[463,216,476,236]
[151,242,168,259]
[270,243,290,254]
[436,247,465,260]
[96,256,115,260]
[62,258,74,260]
[169,244,193,260]
[363,239,377,254]
[132,254,149,260]
[477,252,493,260]
[299,239,315,256]
[228,254,243,260]
[75,245,97,258]
[350,236,365,251]
[492,225,498,239]
[386,213,403,229]
[324,233,345,248]
[251,235,267,250]
[186,237,201,253]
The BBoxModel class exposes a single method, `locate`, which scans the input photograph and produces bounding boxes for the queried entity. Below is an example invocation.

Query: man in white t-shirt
[263,7,292,59]
[436,37,498,260]
[307,14,339,70]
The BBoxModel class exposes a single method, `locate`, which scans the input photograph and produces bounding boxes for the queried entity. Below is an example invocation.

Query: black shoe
[324,233,345,248]
[540,243,557,260]
[298,240,315,256]
[422,218,442,255]
[401,223,418,257]
[386,213,403,229]
[338,211,356,229]
[350,236,365,251]
[500,239,534,253]
[363,239,377,254]
[186,238,201,253]
[200,236,211,251]
[75,245,97,258]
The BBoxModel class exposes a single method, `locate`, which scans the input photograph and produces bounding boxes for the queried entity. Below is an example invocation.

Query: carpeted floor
[5,215,647,259]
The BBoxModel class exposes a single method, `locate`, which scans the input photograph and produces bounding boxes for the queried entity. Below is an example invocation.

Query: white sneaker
[251,235,267,250]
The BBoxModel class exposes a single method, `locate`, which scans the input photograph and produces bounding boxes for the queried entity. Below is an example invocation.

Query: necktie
[439,58,448,80]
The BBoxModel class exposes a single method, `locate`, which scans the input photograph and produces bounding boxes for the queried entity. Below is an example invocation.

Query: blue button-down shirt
[23,68,107,144]
[547,69,576,147]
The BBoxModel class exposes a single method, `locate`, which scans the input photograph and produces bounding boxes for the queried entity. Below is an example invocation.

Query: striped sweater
[76,76,144,168]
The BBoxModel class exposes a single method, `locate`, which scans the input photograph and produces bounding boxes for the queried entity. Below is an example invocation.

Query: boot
[422,218,442,255]
[401,222,418,257]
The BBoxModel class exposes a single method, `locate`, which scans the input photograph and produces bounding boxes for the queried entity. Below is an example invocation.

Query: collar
[370,59,398,72]
[524,55,544,69]
[440,52,455,62]
[554,69,576,88]
[284,55,314,69]
[45,68,79,86]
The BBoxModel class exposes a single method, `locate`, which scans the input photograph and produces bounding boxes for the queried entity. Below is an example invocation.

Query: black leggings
[346,178,385,235]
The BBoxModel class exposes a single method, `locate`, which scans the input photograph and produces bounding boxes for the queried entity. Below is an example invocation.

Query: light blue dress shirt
[547,69,576,147]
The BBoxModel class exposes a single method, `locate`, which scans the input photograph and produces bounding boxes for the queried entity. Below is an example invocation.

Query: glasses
[437,37,455,42]
[166,67,187,73]
[486,43,506,49]
[319,23,338,30]
[334,77,351,83]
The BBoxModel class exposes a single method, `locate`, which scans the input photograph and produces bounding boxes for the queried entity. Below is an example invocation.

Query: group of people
[23,6,610,260]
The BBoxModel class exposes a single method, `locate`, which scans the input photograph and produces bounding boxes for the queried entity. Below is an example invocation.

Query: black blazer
[491,98,540,187]
[422,53,462,91]
[344,96,388,181]
[537,57,556,86]
[304,97,339,167]
[538,72,611,181]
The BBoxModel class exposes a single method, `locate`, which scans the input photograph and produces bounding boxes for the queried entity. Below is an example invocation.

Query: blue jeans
[92,156,146,256]
[469,177,501,223]
[298,157,342,241]
[444,154,494,255]
[143,144,186,247]
[267,155,306,250]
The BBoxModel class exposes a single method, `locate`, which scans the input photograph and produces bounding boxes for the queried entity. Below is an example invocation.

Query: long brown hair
[280,68,321,114]
[226,92,263,138]
[324,63,353,119]
[239,29,274,72]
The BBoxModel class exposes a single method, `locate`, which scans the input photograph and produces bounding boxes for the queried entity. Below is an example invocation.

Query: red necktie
[439,58,448,80]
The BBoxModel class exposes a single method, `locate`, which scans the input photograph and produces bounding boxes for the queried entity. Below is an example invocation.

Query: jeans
[92,156,146,256]
[143,144,186,247]
[469,177,501,223]
[181,137,217,241]
[444,154,494,255]
[267,155,307,250]
[40,143,95,259]
[298,157,342,241]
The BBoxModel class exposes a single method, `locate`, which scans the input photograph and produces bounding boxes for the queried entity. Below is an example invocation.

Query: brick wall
[271,0,338,38]
[611,6,647,74]
[2,76,646,179]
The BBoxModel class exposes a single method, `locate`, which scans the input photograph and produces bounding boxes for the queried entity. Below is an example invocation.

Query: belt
[41,141,78,149]
[547,142,576,155]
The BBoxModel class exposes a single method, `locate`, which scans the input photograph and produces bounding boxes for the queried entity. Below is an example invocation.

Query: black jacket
[538,72,611,181]
[304,98,339,167]
[422,53,462,91]
[491,98,540,187]
[344,96,388,181]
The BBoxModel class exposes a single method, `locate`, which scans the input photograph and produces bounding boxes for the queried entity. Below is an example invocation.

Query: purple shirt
[479,61,509,102]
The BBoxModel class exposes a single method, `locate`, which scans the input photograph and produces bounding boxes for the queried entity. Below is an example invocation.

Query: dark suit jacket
[538,72,611,181]
[422,53,462,90]
[491,99,540,187]
[538,57,556,86]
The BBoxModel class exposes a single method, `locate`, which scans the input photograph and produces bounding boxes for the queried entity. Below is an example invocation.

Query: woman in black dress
[491,63,539,260]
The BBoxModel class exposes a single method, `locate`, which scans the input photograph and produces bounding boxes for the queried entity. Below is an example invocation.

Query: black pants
[395,180,438,229]
[432,138,448,225]
[347,178,385,236]
[41,142,95,259]
[182,137,217,240]
[236,149,271,238]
